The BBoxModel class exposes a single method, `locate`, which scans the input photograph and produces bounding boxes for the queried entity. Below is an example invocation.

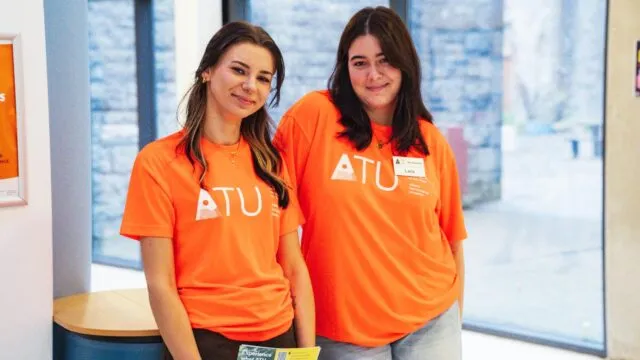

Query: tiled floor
[91,264,603,360]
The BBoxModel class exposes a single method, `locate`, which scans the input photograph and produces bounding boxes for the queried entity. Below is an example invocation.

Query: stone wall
[409,0,505,206]
[89,0,176,264]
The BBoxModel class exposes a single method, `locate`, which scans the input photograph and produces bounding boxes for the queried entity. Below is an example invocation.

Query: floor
[91,263,603,360]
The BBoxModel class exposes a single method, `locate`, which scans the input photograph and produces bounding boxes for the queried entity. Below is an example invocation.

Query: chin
[231,107,258,120]
[365,99,395,111]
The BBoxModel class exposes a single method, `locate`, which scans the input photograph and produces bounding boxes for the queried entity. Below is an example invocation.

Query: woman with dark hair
[275,7,466,359]
[120,21,315,360]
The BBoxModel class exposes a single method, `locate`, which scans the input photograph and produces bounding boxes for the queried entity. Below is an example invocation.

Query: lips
[366,84,389,92]
[232,94,255,106]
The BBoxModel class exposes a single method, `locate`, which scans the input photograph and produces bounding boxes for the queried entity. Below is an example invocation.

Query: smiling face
[201,42,275,121]
[347,34,402,120]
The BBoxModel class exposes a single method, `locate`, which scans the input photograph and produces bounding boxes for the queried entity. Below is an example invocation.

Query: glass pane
[89,0,177,268]
[247,0,389,124]
[155,0,179,138]
[409,0,606,351]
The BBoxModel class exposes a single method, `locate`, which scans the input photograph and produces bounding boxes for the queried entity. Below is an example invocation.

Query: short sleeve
[119,146,175,240]
[274,91,328,189]
[274,114,311,190]
[278,163,305,236]
[436,136,468,243]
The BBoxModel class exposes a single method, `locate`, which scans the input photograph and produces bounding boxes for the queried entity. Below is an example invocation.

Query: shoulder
[418,120,456,161]
[282,90,338,123]
[419,120,447,146]
[135,131,183,169]
[277,90,339,143]
[291,90,335,110]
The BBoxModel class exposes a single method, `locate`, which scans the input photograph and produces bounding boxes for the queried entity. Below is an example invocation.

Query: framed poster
[0,33,26,207]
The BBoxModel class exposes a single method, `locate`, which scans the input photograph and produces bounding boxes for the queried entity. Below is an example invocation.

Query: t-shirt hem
[120,223,173,241]
[194,318,294,343]
[317,286,461,347]
[448,228,468,243]
[280,220,305,238]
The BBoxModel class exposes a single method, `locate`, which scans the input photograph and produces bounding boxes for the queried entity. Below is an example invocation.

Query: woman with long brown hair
[275,7,466,360]
[120,21,315,360]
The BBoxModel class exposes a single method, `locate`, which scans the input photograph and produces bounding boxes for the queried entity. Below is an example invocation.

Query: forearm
[452,241,465,319]
[288,266,316,347]
[148,286,201,360]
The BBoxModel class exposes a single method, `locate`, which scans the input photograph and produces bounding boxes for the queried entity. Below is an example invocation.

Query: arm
[450,240,465,319]
[276,230,315,347]
[141,237,201,360]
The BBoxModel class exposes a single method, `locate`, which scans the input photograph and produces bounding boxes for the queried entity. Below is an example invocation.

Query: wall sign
[0,34,26,207]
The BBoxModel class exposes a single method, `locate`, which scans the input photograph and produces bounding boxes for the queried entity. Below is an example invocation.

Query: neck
[365,103,395,127]
[203,102,241,145]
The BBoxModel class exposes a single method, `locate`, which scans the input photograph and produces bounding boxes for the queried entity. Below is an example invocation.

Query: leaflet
[237,345,321,360]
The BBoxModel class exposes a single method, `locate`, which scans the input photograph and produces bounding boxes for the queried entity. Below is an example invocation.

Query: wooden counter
[53,288,160,338]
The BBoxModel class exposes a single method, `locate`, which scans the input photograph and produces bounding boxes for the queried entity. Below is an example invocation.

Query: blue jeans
[316,302,461,360]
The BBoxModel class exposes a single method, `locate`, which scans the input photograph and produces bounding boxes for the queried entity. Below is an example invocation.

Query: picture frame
[0,33,27,207]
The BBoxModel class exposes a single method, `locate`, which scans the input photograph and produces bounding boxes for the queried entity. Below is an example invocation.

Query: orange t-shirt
[0,44,19,180]
[120,131,304,342]
[274,91,467,347]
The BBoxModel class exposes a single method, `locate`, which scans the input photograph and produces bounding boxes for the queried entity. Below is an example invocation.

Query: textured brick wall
[409,0,504,207]
[89,0,176,263]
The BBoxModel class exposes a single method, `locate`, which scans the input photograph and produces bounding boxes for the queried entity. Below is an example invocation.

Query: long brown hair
[177,21,290,208]
[328,7,431,155]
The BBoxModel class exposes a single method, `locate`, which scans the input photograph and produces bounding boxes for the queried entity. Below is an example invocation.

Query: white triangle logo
[330,153,356,181]
[196,189,221,221]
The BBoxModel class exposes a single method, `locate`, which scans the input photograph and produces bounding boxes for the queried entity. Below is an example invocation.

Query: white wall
[0,0,53,359]
[605,1,640,359]
[45,0,91,300]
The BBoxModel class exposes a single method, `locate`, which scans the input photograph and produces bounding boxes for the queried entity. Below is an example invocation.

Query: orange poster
[0,43,18,180]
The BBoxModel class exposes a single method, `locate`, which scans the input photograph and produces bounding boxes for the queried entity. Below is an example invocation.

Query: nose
[242,77,257,92]
[367,64,383,81]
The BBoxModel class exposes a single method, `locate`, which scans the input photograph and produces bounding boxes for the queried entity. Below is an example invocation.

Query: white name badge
[392,156,426,177]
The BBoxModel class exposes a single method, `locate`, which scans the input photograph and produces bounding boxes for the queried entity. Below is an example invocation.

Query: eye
[258,76,271,83]
[379,57,389,64]
[352,61,366,67]
[232,67,246,75]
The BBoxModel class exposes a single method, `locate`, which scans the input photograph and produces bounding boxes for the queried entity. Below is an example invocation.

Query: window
[238,0,607,354]
[89,0,177,268]
[409,0,607,354]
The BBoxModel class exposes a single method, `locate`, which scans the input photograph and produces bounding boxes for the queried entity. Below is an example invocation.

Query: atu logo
[0,93,5,102]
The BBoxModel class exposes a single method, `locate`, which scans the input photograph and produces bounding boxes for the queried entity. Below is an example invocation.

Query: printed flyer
[0,41,19,200]
[237,345,321,360]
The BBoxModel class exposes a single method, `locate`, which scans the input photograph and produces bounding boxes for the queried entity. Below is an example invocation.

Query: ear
[201,68,211,83]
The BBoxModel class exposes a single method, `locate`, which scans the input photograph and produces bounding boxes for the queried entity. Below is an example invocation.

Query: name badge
[392,156,426,177]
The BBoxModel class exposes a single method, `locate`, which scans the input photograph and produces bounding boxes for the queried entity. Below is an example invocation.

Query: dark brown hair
[328,6,432,155]
[177,21,289,208]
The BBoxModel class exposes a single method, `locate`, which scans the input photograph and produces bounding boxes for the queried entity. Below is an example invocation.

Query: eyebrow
[231,60,273,76]
[349,52,385,61]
